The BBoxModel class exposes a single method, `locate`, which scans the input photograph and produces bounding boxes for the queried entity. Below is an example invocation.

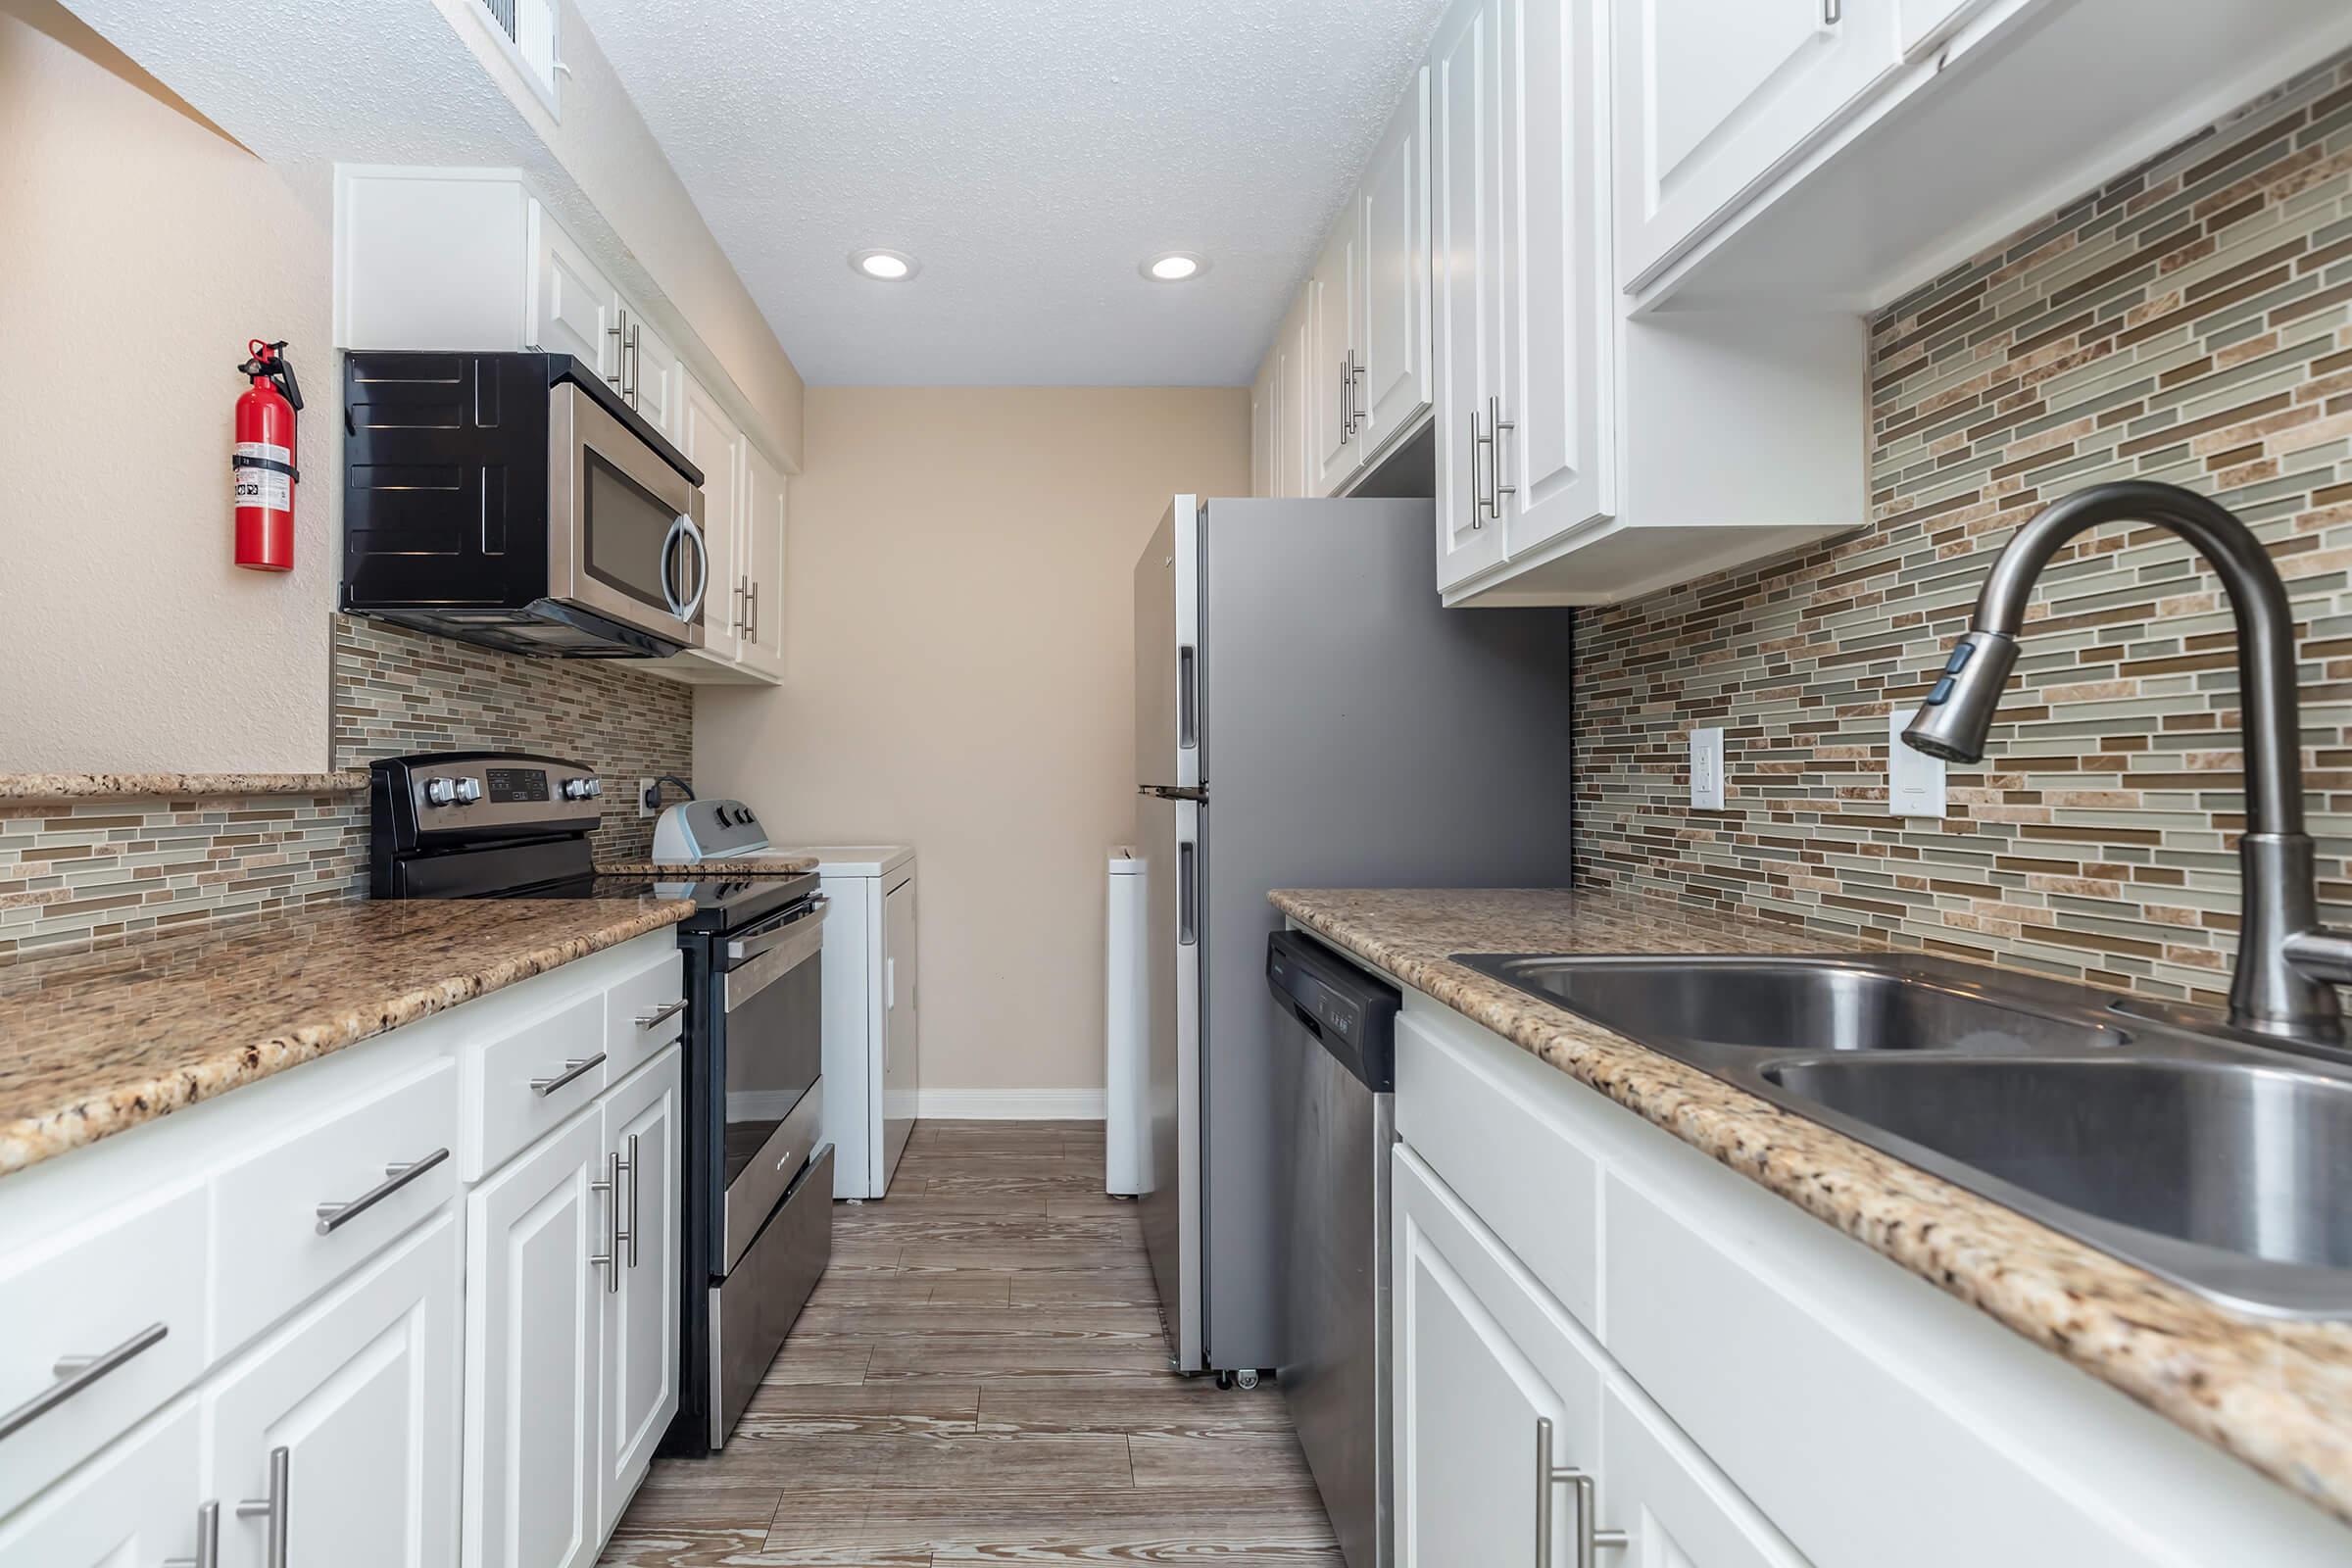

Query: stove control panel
[372,753,603,847]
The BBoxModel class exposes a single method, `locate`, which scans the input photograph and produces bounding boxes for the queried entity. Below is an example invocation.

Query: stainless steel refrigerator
[1133,494,1578,1375]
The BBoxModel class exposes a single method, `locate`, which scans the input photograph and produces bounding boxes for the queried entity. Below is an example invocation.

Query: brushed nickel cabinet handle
[1535,1417,1627,1568]
[1348,352,1366,435]
[592,1149,627,1293]
[1489,394,1517,519]
[163,1499,220,1568]
[235,1446,291,1568]
[1469,403,1491,530]
[605,318,624,386]
[0,1320,168,1440]
[1824,0,1842,23]
[315,1148,448,1235]
[624,1131,642,1268]
[636,999,687,1029]
[530,1053,606,1098]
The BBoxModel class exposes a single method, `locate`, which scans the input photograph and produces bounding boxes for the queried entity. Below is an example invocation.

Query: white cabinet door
[1250,351,1278,497]
[1613,0,1899,286]
[531,206,620,380]
[1501,0,1612,557]
[0,1402,203,1568]
[1597,1378,1811,1568]
[206,1211,462,1568]
[1358,68,1432,458]
[1395,1148,1602,1568]
[625,312,682,441]
[599,1050,682,1538]
[1275,294,1312,499]
[680,372,745,665]
[737,444,788,683]
[1431,0,1509,589]
[881,873,920,1180]
[463,1110,603,1568]
[1308,219,1361,496]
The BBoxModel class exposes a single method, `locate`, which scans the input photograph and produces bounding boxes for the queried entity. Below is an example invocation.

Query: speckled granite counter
[1270,886,2352,1527]
[0,897,692,1177]
[0,770,368,802]
[595,855,818,876]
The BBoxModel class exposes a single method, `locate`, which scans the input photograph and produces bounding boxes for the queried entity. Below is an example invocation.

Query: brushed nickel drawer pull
[315,1148,449,1235]
[1535,1417,1627,1568]
[636,1000,688,1029]
[624,1132,642,1268]
[163,1498,220,1568]
[0,1320,168,1440]
[530,1053,607,1097]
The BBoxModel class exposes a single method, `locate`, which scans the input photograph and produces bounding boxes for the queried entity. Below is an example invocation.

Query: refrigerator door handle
[1178,841,1198,946]
[1178,646,1199,751]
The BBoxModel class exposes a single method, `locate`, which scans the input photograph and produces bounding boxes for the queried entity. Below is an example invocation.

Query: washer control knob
[422,777,457,808]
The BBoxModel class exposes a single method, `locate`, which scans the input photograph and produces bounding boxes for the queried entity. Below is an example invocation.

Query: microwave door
[547,384,709,651]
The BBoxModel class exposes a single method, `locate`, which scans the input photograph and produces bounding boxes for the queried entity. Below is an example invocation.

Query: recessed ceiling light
[851,248,918,281]
[1142,252,1208,282]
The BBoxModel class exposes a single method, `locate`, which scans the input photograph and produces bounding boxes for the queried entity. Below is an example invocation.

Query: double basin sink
[1451,953,2352,1318]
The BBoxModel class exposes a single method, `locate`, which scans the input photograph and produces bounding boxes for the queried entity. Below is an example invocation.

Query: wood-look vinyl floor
[600,1120,1343,1566]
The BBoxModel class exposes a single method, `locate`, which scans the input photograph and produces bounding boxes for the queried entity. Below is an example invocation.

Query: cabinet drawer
[464,990,609,1180]
[1395,1005,1600,1327]
[0,1184,208,1510]
[0,1396,202,1567]
[208,1056,459,1357]
[604,946,687,1079]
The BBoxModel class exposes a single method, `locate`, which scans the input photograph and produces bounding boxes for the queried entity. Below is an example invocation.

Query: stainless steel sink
[1452,952,2352,1317]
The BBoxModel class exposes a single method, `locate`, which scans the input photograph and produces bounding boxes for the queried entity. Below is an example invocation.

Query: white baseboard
[913,1089,1106,1121]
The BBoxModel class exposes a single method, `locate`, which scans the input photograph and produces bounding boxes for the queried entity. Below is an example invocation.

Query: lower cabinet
[205,1211,464,1568]
[0,1402,204,1567]
[466,1045,682,1568]
[1395,1144,1801,1567]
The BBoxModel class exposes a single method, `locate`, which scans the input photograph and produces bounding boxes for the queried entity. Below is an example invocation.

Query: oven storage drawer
[711,1143,833,1446]
[723,1082,825,1275]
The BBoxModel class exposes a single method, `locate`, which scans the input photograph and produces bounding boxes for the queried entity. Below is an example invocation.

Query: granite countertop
[0,770,368,802]
[1270,886,2352,1527]
[0,896,692,1177]
[595,855,818,876]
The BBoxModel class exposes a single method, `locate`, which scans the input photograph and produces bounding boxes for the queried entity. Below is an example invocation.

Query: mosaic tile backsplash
[0,619,695,956]
[1576,53,2352,1004]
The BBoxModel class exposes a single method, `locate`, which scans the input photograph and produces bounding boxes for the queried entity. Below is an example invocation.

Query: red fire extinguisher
[232,339,303,572]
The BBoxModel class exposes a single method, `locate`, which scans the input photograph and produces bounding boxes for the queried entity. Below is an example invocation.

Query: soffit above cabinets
[570,0,1453,385]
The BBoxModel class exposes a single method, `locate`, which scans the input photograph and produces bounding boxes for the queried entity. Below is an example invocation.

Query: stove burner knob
[422,777,457,808]
[563,777,594,801]
[585,778,604,798]
[453,778,483,805]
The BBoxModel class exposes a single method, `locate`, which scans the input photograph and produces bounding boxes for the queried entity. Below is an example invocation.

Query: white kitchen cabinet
[1250,353,1278,497]
[736,444,789,683]
[1610,0,1899,289]
[1431,0,1509,588]
[0,1401,204,1568]
[1277,294,1312,499]
[598,1051,683,1539]
[1307,220,1358,496]
[463,1108,604,1568]
[531,207,621,376]
[623,311,682,441]
[680,371,746,666]
[1356,69,1433,457]
[811,848,920,1199]
[204,1210,464,1568]
[1394,1145,1601,1566]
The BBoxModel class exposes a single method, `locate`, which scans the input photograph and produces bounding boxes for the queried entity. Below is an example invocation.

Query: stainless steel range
[368,751,832,1452]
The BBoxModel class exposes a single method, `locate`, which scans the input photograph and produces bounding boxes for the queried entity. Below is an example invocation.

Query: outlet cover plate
[1889,710,1947,817]
[1690,727,1725,810]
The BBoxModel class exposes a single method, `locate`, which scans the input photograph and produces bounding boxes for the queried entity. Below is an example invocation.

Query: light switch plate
[1889,709,1947,817]
[1690,727,1725,810]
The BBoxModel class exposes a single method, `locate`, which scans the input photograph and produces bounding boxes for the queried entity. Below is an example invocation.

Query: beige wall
[0,0,334,772]
[696,387,1251,1095]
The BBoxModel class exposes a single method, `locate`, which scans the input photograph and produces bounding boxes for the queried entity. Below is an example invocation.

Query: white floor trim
[914,1088,1106,1121]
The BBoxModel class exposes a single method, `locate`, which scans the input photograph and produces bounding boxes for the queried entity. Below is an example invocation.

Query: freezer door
[1132,495,1201,791]
[1135,788,1202,1369]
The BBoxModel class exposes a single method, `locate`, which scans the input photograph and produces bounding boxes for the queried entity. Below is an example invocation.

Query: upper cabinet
[1611,0,1899,288]
[335,166,790,686]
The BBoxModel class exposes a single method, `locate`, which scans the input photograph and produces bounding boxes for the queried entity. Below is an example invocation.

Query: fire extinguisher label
[232,441,292,512]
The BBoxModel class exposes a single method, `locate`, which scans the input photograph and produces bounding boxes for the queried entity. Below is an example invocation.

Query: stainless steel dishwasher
[1268,930,1401,1568]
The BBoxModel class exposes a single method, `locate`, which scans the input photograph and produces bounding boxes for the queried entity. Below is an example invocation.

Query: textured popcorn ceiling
[572,0,1450,385]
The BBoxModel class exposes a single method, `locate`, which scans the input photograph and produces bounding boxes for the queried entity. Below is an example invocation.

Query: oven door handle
[724,900,828,1010]
[726,895,828,965]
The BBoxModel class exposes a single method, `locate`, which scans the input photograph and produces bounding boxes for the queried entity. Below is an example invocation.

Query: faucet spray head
[1901,630,2019,764]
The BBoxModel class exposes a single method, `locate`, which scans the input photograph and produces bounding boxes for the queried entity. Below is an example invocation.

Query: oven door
[717,897,827,1273]
[547,382,708,651]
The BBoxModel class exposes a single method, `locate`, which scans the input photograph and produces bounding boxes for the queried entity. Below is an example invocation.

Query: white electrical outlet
[638,778,659,819]
[1690,727,1725,810]
[1889,709,1947,818]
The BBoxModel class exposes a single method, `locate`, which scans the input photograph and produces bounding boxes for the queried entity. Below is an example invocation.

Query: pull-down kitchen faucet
[1903,479,2352,1048]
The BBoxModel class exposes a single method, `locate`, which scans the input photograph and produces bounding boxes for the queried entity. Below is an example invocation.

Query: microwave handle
[662,513,710,623]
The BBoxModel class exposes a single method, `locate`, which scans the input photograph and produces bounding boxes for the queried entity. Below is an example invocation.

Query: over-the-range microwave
[341,351,709,659]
